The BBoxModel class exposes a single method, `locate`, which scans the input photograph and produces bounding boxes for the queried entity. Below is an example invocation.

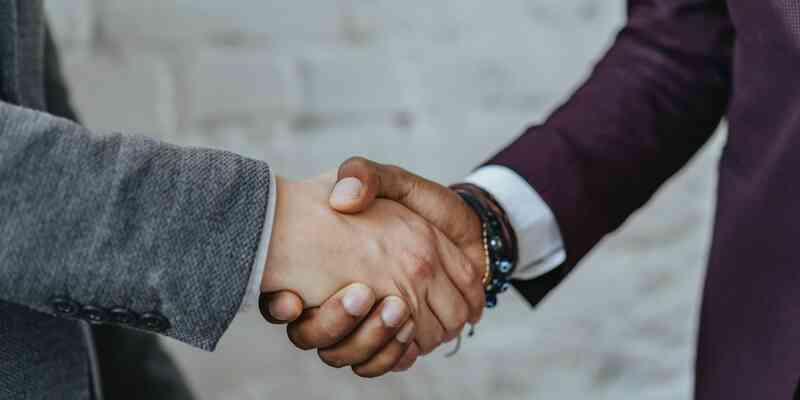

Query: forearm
[492,0,733,272]
[0,101,270,350]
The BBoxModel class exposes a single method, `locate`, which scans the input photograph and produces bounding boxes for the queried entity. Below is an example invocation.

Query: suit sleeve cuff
[464,165,566,280]
[238,168,277,313]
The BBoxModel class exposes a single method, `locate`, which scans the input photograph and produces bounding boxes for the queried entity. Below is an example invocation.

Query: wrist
[451,182,519,307]
[263,177,323,293]
[262,176,290,292]
[451,184,518,260]
[259,173,353,307]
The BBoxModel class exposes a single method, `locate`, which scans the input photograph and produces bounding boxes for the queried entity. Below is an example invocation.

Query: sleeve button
[139,312,170,332]
[108,307,137,325]
[79,305,107,323]
[50,296,79,316]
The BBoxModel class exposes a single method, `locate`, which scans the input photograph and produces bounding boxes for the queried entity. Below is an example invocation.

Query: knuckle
[384,164,406,176]
[287,328,314,351]
[352,363,387,378]
[352,352,397,378]
[342,156,375,175]
[354,334,388,355]
[318,349,349,369]
[406,253,436,282]
[344,155,369,168]
[319,324,346,347]
[315,311,356,345]
[385,165,417,196]
[410,259,435,281]
[353,369,381,378]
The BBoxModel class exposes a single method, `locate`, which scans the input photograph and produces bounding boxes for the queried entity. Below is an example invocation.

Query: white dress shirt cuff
[464,165,566,280]
[237,168,277,314]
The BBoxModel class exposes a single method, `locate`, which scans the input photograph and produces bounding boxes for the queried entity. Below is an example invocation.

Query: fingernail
[342,283,371,317]
[396,321,415,343]
[381,297,407,327]
[268,298,293,321]
[330,177,362,204]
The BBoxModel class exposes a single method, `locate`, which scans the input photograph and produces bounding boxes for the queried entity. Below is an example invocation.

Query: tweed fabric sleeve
[0,101,271,351]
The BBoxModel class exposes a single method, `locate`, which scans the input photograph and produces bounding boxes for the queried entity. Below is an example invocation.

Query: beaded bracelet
[444,184,519,356]
[451,184,518,308]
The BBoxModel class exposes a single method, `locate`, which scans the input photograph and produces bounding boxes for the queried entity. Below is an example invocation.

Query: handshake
[259,157,488,377]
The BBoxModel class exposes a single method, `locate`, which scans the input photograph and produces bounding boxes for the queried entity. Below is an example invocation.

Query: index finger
[287,283,376,350]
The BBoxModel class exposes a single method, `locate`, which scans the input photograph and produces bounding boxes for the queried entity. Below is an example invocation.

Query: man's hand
[262,172,485,356]
[262,158,487,377]
[260,284,420,377]
[332,157,485,267]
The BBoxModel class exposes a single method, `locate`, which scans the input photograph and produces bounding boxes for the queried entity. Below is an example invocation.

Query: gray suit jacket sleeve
[0,101,271,351]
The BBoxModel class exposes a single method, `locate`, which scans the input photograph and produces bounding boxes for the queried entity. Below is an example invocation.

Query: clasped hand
[260,157,486,377]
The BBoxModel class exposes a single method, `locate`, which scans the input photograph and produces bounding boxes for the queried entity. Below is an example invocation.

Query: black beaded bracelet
[452,185,518,308]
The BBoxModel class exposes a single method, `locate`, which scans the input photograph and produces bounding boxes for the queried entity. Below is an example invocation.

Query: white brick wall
[97,0,343,47]
[181,49,298,125]
[62,53,177,135]
[297,49,417,114]
[42,1,724,400]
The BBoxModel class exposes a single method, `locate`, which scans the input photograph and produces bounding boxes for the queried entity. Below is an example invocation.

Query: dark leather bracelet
[450,183,518,307]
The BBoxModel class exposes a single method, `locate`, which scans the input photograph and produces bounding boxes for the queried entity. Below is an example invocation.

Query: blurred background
[44,1,726,399]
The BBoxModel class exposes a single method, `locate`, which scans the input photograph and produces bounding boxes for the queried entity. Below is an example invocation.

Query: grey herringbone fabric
[0,1,271,398]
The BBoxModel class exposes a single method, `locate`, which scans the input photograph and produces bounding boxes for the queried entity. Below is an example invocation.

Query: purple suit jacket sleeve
[492,0,735,306]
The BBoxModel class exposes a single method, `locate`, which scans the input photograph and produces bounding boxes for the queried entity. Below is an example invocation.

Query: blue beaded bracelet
[453,188,518,308]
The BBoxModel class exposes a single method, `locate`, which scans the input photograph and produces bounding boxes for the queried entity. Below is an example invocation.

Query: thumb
[330,157,422,214]
[259,291,305,324]
[329,156,417,214]
[330,157,465,240]
[329,176,372,214]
